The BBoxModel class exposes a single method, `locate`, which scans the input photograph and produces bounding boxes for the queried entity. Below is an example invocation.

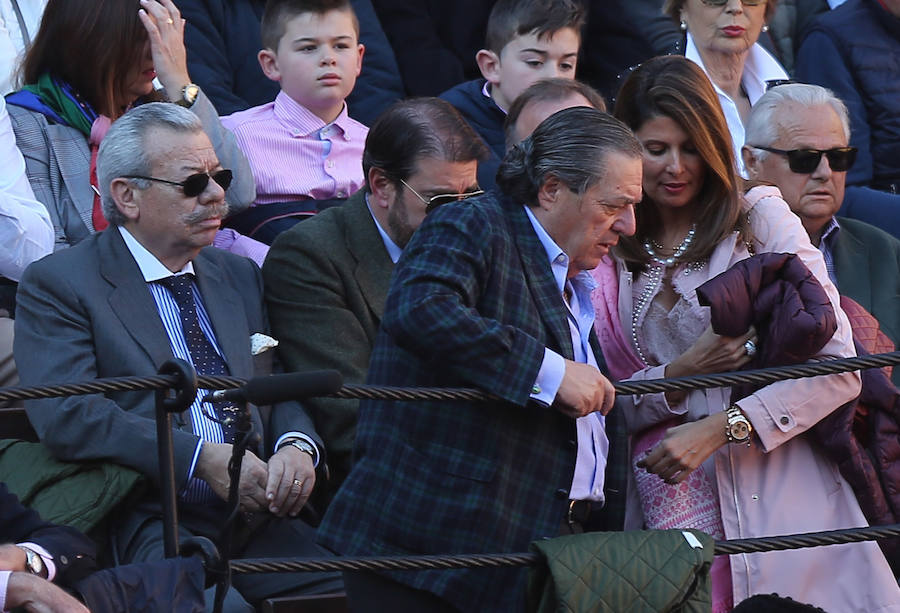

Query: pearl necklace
[632,225,698,365]
[642,226,696,267]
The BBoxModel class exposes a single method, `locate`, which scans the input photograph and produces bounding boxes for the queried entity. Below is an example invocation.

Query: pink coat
[592,186,900,612]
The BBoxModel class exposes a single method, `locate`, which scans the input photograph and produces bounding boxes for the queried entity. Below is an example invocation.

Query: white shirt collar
[684,32,788,177]
[118,226,195,281]
[364,193,403,264]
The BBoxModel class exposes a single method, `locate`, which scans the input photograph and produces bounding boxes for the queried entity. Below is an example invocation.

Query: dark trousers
[114,500,343,613]
[343,570,459,613]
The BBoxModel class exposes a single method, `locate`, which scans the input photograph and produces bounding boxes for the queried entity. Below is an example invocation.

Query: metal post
[154,359,198,559]
[212,401,257,613]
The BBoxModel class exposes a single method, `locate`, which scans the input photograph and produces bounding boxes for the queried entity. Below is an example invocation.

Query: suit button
[555,488,569,500]
[568,440,577,449]
[59,555,68,565]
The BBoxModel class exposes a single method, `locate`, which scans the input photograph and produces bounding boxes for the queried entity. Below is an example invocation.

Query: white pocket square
[250,333,279,355]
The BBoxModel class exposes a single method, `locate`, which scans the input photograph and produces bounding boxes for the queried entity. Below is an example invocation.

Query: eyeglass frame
[747,145,858,174]
[120,169,233,197]
[399,178,484,214]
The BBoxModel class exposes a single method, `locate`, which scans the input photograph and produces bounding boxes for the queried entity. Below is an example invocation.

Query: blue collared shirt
[523,206,609,502]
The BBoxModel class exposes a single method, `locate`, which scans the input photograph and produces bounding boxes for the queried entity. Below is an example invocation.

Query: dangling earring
[761,23,769,32]
[680,20,687,31]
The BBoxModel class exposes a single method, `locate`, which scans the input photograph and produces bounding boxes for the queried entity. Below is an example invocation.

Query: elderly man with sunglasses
[13,102,343,611]
[743,83,900,383]
[263,98,487,501]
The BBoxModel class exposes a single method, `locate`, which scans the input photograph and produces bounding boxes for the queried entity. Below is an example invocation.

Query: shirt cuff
[530,348,566,407]
[0,569,9,611]
[275,432,320,467]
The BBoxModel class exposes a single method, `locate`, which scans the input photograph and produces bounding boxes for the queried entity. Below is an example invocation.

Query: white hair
[744,83,851,161]
[97,102,204,226]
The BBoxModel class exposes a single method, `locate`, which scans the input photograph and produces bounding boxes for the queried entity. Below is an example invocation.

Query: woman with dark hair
[592,55,900,611]
[5,0,261,260]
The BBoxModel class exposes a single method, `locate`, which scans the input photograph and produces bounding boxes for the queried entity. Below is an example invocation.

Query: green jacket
[0,439,144,534]
[527,530,714,613]
[833,216,900,385]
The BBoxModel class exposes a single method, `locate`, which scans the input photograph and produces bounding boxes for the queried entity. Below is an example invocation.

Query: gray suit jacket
[263,191,393,496]
[14,227,320,491]
[7,90,255,251]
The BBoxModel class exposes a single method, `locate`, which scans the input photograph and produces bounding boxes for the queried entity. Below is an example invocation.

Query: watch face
[730,422,750,440]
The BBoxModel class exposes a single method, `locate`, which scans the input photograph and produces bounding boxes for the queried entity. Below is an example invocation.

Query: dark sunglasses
[400,179,484,214]
[122,169,233,197]
[748,146,858,174]
[700,0,766,5]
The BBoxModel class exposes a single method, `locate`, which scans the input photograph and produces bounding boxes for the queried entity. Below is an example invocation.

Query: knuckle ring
[292,479,302,487]
[744,340,757,357]
[166,17,174,24]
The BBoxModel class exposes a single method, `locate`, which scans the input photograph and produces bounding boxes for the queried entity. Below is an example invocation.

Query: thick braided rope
[228,523,900,574]
[3,351,898,404]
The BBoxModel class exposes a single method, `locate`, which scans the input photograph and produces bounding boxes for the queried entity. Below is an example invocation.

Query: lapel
[507,200,574,359]
[344,192,394,321]
[193,250,253,379]
[46,124,95,233]
[833,220,871,305]
[100,229,173,368]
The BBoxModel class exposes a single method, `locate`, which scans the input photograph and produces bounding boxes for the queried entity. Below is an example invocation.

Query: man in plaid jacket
[319,108,642,612]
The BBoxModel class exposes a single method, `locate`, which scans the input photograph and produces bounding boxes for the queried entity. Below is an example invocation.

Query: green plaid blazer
[318,191,628,612]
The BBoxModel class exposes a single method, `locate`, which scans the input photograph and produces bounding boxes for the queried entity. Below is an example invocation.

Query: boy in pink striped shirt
[221,0,367,241]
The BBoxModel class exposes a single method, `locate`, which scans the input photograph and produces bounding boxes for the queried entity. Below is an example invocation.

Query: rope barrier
[7,351,900,579]
[229,523,900,574]
[2,350,899,404]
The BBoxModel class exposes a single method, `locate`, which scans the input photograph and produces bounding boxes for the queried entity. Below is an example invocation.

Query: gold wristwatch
[175,83,200,108]
[725,404,753,446]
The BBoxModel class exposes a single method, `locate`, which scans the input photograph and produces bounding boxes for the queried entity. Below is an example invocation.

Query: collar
[365,193,403,264]
[684,32,788,106]
[522,205,597,294]
[481,79,508,115]
[272,90,352,138]
[820,216,841,249]
[118,226,195,281]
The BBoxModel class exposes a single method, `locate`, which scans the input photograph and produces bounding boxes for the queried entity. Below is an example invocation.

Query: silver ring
[166,17,174,24]
[292,479,302,487]
[744,340,757,357]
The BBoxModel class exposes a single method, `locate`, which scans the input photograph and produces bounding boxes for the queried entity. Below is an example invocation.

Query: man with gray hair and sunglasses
[14,102,343,611]
[743,83,900,383]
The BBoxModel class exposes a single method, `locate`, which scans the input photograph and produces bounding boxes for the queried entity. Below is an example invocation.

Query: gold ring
[292,479,302,487]
[166,17,174,24]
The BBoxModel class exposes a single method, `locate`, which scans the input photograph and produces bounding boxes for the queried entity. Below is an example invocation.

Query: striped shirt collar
[117,226,195,281]
[273,90,352,138]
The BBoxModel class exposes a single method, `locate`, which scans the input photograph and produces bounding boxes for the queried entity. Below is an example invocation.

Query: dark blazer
[14,227,320,492]
[0,482,95,586]
[319,191,626,612]
[263,191,394,498]
[179,0,405,126]
[833,216,900,384]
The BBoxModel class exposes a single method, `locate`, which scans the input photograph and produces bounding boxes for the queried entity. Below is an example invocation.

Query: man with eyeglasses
[744,83,900,383]
[263,98,487,501]
[13,102,343,611]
